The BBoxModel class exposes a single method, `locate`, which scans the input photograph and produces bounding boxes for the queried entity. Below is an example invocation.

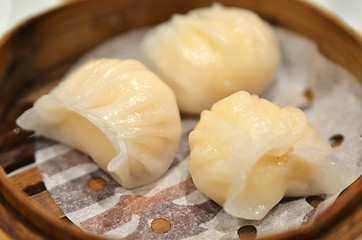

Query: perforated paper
[35,26,362,239]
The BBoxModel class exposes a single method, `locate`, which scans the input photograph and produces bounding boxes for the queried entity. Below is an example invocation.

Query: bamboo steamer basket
[0,0,361,239]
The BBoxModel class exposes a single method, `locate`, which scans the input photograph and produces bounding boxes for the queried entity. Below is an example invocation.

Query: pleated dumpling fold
[141,4,280,114]
[189,91,351,220]
[17,58,182,189]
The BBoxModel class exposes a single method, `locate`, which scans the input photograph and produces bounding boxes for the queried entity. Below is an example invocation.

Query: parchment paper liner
[34,26,362,239]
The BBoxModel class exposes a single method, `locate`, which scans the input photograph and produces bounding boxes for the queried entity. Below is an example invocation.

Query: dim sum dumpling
[189,91,351,220]
[17,58,182,189]
[141,4,280,114]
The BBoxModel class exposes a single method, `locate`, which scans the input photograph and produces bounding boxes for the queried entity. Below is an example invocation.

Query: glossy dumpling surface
[141,4,280,114]
[17,58,182,189]
[189,91,350,220]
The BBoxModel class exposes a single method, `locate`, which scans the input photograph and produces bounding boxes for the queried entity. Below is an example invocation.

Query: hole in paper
[88,177,107,191]
[237,225,257,239]
[151,218,171,234]
[329,134,344,148]
[303,88,314,102]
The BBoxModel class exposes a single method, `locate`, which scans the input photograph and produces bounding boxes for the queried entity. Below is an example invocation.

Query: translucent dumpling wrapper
[17,58,182,189]
[189,91,352,220]
[141,4,280,114]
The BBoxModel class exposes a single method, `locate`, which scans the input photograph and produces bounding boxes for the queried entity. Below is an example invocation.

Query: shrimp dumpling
[189,91,351,220]
[17,59,182,189]
[141,4,280,114]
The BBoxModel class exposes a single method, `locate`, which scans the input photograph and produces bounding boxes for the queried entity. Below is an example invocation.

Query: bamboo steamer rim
[0,0,361,239]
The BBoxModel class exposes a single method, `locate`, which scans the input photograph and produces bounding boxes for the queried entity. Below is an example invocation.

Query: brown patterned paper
[34,27,362,239]
[34,121,316,240]
[80,179,221,239]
